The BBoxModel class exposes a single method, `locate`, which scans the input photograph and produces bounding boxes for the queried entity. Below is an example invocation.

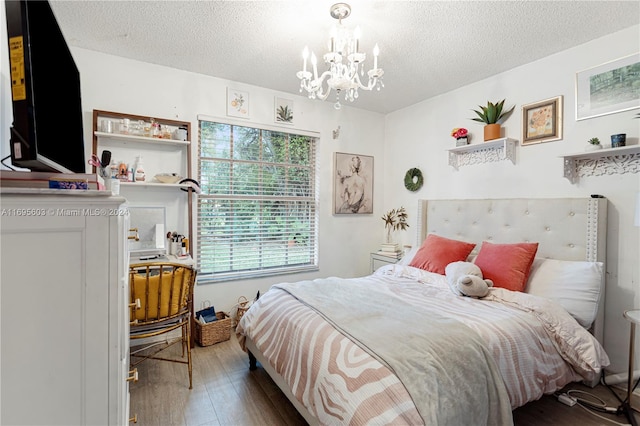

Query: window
[197,119,319,283]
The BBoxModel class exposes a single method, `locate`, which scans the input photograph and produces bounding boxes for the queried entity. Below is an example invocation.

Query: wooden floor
[130,334,638,426]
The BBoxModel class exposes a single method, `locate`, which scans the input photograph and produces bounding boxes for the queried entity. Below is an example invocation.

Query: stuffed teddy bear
[445,261,494,298]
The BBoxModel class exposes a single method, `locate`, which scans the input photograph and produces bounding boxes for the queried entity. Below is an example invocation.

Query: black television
[4,0,85,173]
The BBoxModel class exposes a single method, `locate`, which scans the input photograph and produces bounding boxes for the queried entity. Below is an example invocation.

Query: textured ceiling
[49,0,640,114]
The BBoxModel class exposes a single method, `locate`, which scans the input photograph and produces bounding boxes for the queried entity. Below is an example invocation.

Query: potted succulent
[471,99,515,141]
[382,207,409,244]
[585,138,602,151]
[585,137,602,151]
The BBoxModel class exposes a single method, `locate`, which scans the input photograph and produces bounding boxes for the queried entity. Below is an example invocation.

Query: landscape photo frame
[575,53,640,121]
[333,152,373,215]
[522,95,563,145]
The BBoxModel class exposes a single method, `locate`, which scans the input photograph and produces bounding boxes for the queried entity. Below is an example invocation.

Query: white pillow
[525,258,603,329]
[397,247,418,266]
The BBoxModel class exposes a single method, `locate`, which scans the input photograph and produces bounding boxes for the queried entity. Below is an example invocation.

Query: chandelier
[296,3,384,110]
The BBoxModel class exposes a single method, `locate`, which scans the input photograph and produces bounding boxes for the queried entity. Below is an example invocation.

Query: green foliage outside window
[197,121,318,282]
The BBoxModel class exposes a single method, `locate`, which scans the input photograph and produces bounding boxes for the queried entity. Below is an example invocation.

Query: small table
[623,309,640,426]
[370,252,400,273]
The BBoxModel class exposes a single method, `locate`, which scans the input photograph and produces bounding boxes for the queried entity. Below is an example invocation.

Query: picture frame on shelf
[522,95,563,146]
[226,88,250,119]
[575,53,640,121]
[274,97,294,125]
[333,152,373,215]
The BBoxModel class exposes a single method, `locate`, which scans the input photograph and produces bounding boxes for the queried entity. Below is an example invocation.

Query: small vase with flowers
[451,128,469,146]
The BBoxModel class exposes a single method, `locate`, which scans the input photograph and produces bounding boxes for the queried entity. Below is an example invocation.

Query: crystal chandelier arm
[351,71,374,90]
[309,70,334,100]
[349,69,383,91]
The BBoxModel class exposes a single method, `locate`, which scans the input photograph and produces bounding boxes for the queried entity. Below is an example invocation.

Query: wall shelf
[447,137,518,170]
[93,131,190,146]
[92,109,195,258]
[560,145,640,183]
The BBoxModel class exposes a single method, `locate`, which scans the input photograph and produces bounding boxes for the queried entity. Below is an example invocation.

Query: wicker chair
[129,262,197,389]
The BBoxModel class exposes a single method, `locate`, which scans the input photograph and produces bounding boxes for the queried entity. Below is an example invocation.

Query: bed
[236,198,610,425]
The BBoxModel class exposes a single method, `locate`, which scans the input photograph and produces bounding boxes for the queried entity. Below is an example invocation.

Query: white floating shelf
[447,137,518,170]
[560,145,640,183]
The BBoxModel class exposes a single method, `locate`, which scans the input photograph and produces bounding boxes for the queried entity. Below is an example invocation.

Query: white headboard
[416,198,607,262]
[415,198,608,342]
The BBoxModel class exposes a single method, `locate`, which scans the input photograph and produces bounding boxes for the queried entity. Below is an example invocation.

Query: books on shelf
[0,170,100,190]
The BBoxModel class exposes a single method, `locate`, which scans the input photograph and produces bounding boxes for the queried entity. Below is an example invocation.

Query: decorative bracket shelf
[447,138,518,170]
[560,145,640,183]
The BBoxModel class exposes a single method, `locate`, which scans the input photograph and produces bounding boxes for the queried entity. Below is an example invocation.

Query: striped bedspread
[236,264,609,425]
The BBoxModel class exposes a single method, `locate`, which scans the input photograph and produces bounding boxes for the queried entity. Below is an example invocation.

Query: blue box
[48,178,88,190]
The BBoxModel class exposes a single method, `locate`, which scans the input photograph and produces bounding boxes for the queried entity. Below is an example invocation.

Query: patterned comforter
[236,264,609,426]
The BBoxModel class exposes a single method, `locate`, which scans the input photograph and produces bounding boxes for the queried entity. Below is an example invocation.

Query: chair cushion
[131,268,190,321]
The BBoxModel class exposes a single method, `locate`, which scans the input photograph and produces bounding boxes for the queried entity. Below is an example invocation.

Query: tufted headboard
[415,198,608,343]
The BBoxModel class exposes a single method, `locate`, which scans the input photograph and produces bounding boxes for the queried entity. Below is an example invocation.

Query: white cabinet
[0,189,130,425]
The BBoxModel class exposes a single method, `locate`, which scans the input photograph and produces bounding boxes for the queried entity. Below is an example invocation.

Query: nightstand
[370,252,400,273]
[623,309,640,426]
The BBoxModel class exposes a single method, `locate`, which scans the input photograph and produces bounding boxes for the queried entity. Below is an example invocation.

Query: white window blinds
[197,120,319,282]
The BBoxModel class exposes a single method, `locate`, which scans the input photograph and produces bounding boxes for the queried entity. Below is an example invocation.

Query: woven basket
[194,311,231,346]
[235,296,250,325]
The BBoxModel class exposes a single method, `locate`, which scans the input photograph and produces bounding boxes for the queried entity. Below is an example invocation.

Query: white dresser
[0,188,130,425]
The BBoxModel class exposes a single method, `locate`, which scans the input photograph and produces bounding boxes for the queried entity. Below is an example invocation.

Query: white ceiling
[49,0,640,114]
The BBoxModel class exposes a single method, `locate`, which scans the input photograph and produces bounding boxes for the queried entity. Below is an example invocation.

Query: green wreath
[404,168,423,191]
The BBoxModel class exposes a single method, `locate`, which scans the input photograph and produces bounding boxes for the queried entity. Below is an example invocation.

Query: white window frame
[196,115,319,283]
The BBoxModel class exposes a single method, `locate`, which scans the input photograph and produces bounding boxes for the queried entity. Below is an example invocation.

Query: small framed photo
[521,95,563,146]
[575,53,640,121]
[333,152,373,215]
[275,97,294,124]
[226,88,250,119]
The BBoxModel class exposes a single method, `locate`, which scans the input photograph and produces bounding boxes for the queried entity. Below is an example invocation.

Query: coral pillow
[474,241,539,292]
[408,234,476,274]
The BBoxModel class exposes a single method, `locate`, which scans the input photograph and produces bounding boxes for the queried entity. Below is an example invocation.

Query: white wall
[384,25,640,374]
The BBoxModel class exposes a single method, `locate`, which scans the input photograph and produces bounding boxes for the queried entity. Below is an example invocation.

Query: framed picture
[521,95,563,145]
[226,88,250,118]
[333,152,373,215]
[575,53,640,121]
[275,97,294,124]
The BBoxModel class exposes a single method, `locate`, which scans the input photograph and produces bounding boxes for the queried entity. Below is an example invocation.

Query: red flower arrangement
[451,128,468,139]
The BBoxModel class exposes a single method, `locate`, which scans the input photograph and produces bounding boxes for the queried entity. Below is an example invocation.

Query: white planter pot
[585,144,603,152]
